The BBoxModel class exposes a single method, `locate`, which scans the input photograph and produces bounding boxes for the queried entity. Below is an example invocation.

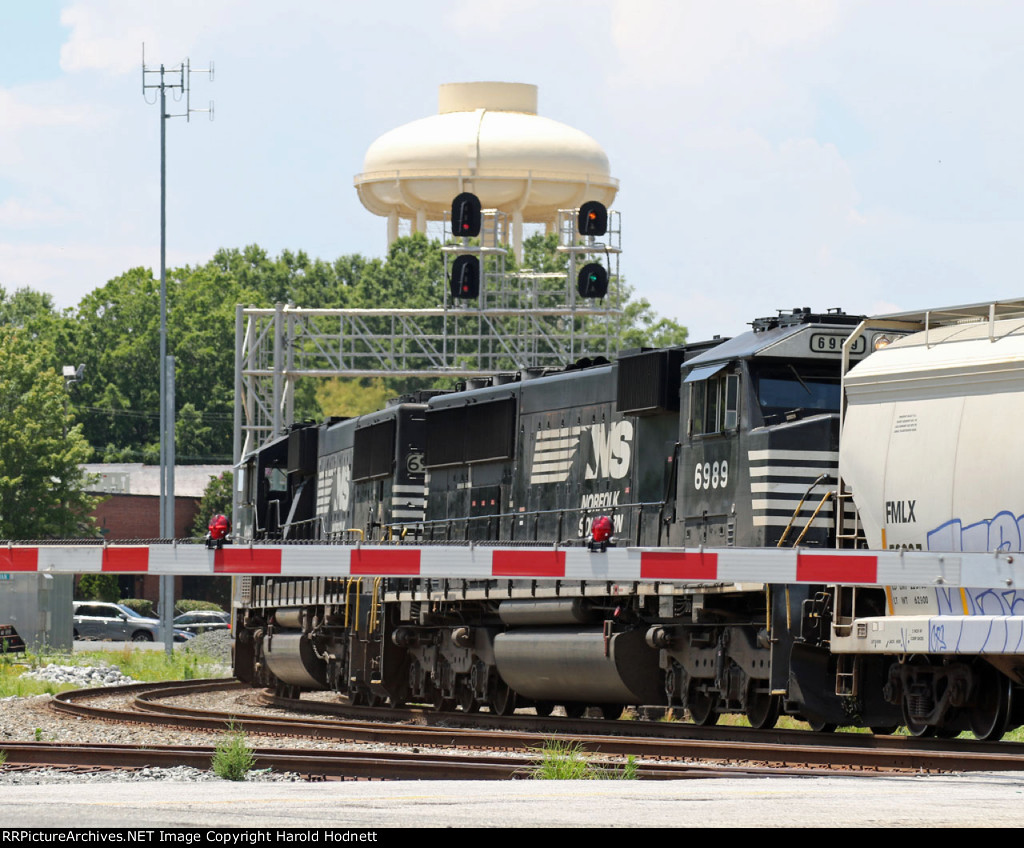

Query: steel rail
[45,679,1024,773]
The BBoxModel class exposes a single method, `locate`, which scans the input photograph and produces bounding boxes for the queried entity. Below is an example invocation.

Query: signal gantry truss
[234,208,624,459]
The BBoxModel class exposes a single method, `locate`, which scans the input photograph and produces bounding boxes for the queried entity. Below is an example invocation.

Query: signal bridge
[235,200,622,458]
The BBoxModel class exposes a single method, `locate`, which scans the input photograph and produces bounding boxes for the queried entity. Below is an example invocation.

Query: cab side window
[689,373,738,436]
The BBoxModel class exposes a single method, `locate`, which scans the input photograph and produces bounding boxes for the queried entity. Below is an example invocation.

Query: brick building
[84,463,231,606]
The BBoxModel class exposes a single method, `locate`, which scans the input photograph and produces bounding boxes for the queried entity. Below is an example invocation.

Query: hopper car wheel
[968,663,1012,742]
[688,687,719,727]
[490,682,517,716]
[564,703,586,719]
[807,718,836,733]
[744,686,780,730]
[534,701,555,717]
[598,704,625,720]
[870,726,899,736]
[900,700,936,737]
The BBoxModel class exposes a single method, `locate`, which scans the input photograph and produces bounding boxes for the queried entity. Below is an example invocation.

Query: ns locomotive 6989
[233,306,933,733]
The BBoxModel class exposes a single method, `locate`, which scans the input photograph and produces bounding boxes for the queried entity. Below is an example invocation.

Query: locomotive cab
[679,308,865,549]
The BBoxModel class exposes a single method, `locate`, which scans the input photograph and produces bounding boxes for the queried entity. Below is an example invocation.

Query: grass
[532,740,638,780]
[0,644,228,699]
[211,726,256,781]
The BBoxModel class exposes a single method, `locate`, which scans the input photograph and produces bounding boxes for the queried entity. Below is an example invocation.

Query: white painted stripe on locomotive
[752,496,854,511]
[392,485,428,494]
[751,482,844,494]
[391,510,427,519]
[538,426,582,439]
[533,438,580,451]
[532,448,578,462]
[747,450,839,462]
[530,472,574,483]
[530,459,575,472]
[749,466,838,478]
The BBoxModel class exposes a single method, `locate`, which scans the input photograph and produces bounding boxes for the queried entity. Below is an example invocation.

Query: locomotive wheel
[564,703,586,719]
[457,684,479,714]
[687,688,719,726]
[432,694,456,713]
[598,703,625,721]
[744,686,780,730]
[534,701,555,717]
[869,726,899,736]
[968,663,1012,742]
[807,718,837,733]
[490,682,517,716]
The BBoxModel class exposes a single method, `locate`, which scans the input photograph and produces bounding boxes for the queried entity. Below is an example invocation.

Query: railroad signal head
[577,263,609,299]
[452,192,482,238]
[450,255,480,299]
[578,201,607,237]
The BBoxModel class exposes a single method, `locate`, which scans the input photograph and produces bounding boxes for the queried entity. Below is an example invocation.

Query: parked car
[173,610,231,635]
[72,602,193,643]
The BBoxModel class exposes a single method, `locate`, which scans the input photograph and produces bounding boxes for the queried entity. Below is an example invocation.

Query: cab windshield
[753,363,840,421]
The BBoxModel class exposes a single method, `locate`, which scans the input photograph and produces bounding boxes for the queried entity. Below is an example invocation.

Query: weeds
[0,646,226,700]
[532,740,638,780]
[212,726,256,781]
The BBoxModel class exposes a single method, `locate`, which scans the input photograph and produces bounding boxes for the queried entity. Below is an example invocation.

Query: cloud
[58,0,245,75]
[0,86,91,130]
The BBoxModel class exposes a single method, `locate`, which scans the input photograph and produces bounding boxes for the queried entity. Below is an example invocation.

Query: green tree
[68,264,265,463]
[316,378,394,418]
[76,573,119,602]
[0,329,97,539]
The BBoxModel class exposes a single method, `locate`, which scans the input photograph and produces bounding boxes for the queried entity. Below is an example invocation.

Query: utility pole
[142,45,213,654]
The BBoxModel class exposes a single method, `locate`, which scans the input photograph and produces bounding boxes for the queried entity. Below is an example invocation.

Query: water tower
[354,82,618,260]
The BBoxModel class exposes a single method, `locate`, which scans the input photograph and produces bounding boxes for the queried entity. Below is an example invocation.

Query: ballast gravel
[20,664,137,687]
[0,656,301,784]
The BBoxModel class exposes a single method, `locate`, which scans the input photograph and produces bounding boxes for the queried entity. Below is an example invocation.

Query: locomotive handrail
[777,474,832,548]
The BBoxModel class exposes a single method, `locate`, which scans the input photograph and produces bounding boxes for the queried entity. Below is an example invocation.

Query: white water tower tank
[354,82,618,259]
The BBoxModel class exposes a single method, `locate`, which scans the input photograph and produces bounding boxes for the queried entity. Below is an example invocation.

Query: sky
[1,0,1023,341]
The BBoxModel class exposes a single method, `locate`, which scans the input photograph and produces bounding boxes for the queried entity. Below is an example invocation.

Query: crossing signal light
[452,192,482,238]
[450,255,480,299]
[577,263,608,299]
[578,201,607,237]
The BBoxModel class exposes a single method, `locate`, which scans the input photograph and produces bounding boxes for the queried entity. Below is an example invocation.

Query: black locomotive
[232,308,902,730]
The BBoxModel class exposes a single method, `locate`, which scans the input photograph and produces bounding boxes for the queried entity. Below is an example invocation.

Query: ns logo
[585,420,633,481]
[330,457,352,513]
[529,420,634,485]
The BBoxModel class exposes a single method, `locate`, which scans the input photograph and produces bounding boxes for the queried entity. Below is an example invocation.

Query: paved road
[3,773,1024,828]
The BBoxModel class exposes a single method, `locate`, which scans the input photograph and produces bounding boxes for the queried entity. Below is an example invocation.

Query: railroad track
[25,679,1024,778]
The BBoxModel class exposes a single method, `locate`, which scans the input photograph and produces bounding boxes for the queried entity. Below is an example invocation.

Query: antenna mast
[141,44,214,653]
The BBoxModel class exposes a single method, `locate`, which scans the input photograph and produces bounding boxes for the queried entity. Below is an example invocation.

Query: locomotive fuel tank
[493,628,664,705]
